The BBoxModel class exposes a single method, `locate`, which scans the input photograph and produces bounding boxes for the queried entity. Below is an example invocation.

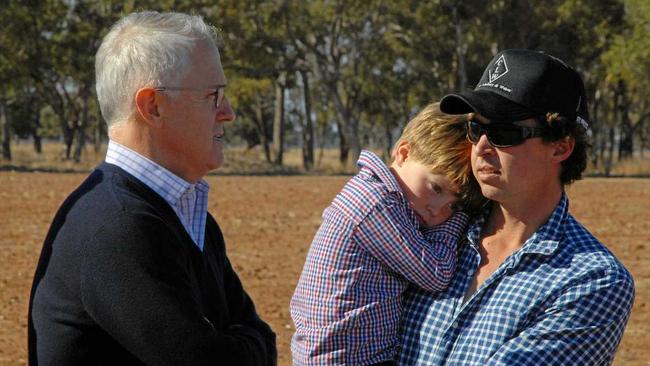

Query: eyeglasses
[154,85,226,109]
[466,119,546,148]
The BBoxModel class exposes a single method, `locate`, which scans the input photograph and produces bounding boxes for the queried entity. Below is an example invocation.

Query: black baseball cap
[440,49,589,125]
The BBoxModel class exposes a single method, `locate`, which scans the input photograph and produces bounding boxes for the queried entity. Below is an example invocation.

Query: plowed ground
[1,172,648,365]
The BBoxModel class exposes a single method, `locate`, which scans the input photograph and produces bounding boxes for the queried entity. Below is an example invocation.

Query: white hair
[95,11,219,129]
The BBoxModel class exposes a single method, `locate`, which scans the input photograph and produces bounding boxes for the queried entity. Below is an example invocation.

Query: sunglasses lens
[467,121,483,143]
[489,126,524,147]
[467,120,525,148]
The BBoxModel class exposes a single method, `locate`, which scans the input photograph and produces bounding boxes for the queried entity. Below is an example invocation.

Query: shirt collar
[357,150,402,193]
[467,192,569,256]
[105,140,210,207]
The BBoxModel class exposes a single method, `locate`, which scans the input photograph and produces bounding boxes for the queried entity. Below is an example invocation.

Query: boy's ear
[134,87,162,127]
[552,136,575,163]
[394,141,411,166]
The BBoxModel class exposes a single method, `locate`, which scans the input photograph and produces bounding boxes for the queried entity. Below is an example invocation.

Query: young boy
[290,103,484,365]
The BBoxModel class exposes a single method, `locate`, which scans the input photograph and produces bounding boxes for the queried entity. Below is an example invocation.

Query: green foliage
[603,0,650,87]
[39,106,62,139]
[0,0,646,169]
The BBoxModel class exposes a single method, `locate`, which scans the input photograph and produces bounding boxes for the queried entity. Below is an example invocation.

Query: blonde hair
[393,102,485,213]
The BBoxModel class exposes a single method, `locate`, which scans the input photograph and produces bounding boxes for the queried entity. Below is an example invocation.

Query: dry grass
[610,156,650,177]
[1,141,106,173]
[2,141,649,177]
[0,141,362,175]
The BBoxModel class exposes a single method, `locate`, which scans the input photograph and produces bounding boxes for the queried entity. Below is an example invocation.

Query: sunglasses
[466,119,546,148]
[155,85,226,109]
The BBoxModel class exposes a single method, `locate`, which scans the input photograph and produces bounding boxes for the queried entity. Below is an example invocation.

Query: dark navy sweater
[28,163,276,365]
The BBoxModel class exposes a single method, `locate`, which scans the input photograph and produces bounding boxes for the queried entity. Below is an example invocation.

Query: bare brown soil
[0,172,648,365]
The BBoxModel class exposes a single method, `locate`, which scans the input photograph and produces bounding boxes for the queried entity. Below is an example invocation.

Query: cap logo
[488,55,508,83]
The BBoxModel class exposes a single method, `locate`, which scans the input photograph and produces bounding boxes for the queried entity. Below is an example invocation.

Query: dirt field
[1,172,648,365]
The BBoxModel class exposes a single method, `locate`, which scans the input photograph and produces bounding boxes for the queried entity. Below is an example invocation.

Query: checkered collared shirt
[290,150,467,366]
[398,193,635,365]
[105,140,209,251]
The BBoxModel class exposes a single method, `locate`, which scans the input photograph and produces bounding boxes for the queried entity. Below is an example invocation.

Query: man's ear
[552,136,575,163]
[134,88,162,127]
[393,141,411,166]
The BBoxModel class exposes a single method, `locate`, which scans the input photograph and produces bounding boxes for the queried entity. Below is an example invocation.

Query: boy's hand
[427,211,469,239]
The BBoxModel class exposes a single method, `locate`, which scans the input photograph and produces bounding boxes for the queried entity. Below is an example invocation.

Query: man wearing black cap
[398,49,635,365]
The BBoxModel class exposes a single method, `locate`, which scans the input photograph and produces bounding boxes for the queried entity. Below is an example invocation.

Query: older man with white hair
[28,11,276,365]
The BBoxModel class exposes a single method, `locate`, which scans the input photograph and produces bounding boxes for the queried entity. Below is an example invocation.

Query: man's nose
[217,96,236,123]
[474,134,494,155]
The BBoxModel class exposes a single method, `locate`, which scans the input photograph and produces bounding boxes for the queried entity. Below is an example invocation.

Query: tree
[602,0,650,161]
[0,1,35,160]
[213,0,299,166]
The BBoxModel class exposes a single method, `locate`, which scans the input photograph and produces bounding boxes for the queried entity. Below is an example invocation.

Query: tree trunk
[618,117,633,160]
[94,116,103,154]
[328,88,359,167]
[636,113,650,159]
[73,93,90,162]
[254,96,272,163]
[32,131,42,154]
[316,117,326,169]
[1,101,11,161]
[345,118,361,168]
[598,131,606,171]
[598,91,608,172]
[62,120,75,160]
[640,137,645,158]
[272,73,286,166]
[336,118,349,165]
[307,45,360,168]
[73,126,86,163]
[258,101,272,163]
[605,126,615,176]
[300,70,314,171]
[589,93,599,168]
[616,80,633,160]
[453,4,467,91]
[384,110,393,160]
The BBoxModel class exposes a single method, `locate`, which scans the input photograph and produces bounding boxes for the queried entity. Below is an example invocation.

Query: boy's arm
[355,198,468,292]
[420,212,468,248]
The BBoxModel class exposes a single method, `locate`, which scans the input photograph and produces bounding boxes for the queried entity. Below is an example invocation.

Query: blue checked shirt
[290,150,468,366]
[398,193,635,366]
[105,140,209,251]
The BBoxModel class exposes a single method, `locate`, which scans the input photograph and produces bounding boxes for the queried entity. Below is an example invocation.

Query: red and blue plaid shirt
[290,150,467,365]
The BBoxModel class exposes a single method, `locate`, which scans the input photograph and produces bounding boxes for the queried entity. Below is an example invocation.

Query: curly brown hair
[540,112,591,185]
